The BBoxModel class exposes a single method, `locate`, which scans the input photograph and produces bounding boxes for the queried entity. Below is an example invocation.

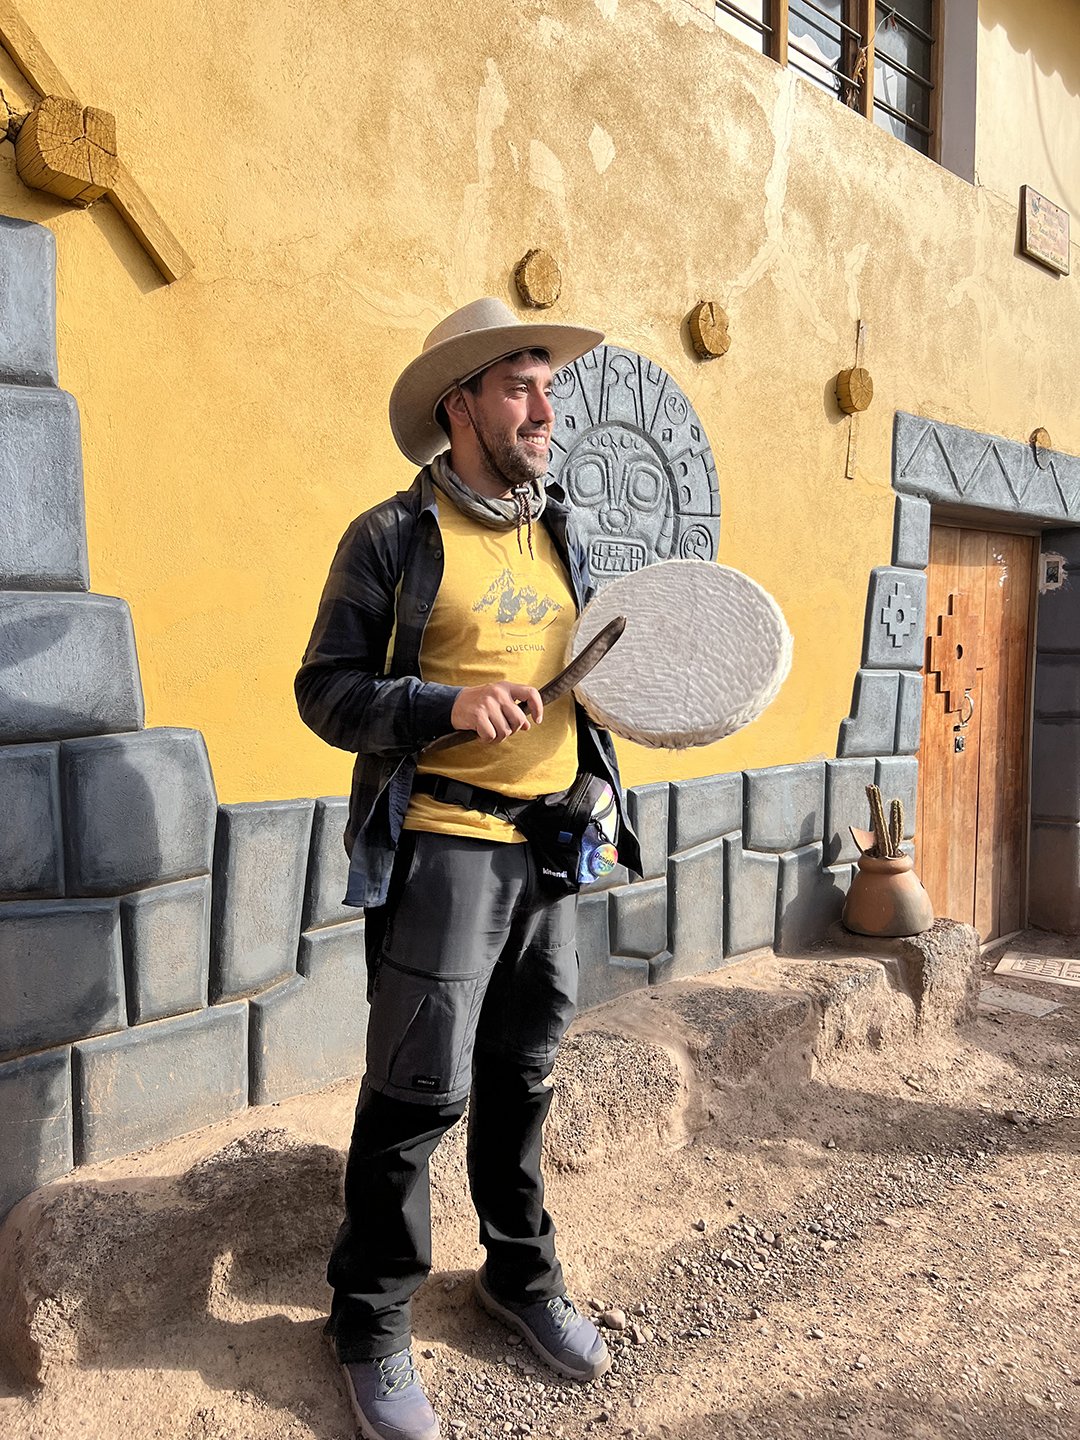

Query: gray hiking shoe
[474,1268,611,1382]
[339,1349,441,1440]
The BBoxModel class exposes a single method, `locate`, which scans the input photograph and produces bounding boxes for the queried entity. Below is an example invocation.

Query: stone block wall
[576,758,919,1004]
[0,219,374,1219]
[836,497,930,760]
[8,215,1080,1226]
[2,752,913,1221]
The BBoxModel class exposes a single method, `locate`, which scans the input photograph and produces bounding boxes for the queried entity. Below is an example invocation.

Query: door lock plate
[954,735,965,754]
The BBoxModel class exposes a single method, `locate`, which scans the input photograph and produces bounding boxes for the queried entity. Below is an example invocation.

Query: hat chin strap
[454,384,520,495]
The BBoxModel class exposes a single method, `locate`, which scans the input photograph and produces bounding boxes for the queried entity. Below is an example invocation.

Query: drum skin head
[570,560,793,748]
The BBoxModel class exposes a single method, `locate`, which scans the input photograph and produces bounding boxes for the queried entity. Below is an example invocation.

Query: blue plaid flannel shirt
[295,465,641,907]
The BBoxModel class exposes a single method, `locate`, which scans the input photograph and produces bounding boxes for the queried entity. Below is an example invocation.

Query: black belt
[411,773,529,821]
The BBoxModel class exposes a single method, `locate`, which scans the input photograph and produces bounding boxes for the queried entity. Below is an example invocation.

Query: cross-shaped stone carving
[881,577,918,646]
[0,1,191,282]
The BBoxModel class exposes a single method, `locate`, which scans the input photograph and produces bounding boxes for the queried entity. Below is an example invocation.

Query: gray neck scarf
[431,452,546,557]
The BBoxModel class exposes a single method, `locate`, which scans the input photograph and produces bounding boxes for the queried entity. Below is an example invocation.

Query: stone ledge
[823,918,980,1032]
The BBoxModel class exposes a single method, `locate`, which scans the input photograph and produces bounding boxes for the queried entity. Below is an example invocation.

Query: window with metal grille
[788,1,860,102]
[872,1,935,155]
[714,1,771,56]
[713,2,937,159]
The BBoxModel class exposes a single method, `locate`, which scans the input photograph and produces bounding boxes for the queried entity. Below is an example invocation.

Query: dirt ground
[0,931,1077,1440]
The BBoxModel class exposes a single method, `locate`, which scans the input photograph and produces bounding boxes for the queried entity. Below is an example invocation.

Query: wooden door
[916,525,1036,941]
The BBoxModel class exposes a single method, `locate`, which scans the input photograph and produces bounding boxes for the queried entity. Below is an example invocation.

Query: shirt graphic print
[405,501,580,844]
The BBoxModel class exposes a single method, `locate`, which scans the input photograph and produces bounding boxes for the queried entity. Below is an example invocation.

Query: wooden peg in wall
[0,2,193,283]
[514,249,562,309]
[836,365,874,414]
[15,95,118,205]
[687,300,731,359]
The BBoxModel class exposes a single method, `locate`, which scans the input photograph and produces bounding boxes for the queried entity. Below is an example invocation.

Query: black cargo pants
[325,829,579,1361]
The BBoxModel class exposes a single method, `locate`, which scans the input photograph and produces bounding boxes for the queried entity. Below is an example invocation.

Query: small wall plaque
[1020,186,1070,276]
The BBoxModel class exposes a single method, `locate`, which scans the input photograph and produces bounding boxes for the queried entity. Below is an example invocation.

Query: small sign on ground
[993,951,1080,989]
[979,983,1062,1018]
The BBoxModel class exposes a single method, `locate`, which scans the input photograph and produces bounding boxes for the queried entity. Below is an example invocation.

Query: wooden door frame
[923,511,1041,934]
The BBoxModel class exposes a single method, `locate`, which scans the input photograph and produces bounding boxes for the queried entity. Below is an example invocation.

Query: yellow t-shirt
[404,502,579,842]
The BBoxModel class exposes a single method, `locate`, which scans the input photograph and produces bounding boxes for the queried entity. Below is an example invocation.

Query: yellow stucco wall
[0,0,1077,802]
[977,0,1080,216]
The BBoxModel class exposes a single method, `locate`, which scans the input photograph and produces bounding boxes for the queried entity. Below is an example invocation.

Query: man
[296,297,641,1440]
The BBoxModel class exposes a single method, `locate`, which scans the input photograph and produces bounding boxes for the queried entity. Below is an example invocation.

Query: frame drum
[570,560,793,748]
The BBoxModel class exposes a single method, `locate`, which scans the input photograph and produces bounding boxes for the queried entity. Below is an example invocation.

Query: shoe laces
[376,1350,418,1396]
[545,1295,578,1335]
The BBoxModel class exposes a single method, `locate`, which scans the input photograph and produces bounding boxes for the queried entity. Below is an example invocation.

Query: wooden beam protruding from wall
[0,0,75,101]
[0,2,192,282]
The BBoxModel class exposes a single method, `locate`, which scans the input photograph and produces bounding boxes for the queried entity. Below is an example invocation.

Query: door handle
[956,689,974,728]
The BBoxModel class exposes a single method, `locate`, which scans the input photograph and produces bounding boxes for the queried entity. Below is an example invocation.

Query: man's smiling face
[468,351,555,486]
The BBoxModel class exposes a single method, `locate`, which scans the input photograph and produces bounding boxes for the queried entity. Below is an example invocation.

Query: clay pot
[843,852,934,938]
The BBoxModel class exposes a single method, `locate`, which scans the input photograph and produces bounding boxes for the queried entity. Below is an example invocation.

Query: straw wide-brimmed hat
[389,297,603,464]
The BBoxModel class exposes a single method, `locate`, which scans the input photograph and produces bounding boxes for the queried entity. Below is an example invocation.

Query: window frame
[713,1,942,163]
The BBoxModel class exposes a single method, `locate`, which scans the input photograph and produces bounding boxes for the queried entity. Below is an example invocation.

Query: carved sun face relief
[562,424,674,577]
[546,346,720,585]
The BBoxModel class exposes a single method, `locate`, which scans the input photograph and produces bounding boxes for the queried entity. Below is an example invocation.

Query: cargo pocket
[365,959,492,1103]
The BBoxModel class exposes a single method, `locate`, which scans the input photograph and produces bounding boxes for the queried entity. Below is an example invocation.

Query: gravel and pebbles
[423,1057,1079,1440]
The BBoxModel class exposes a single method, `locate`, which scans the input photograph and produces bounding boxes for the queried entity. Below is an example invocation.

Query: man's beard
[477,420,549,488]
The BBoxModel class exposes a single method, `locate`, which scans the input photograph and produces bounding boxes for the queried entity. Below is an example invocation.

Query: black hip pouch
[411,772,619,895]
